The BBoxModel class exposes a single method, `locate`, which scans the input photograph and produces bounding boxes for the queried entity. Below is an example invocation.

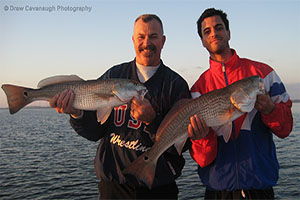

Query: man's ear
[161,35,166,48]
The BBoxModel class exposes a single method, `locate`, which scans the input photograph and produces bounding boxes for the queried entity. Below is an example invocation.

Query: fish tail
[1,84,33,114]
[122,153,157,189]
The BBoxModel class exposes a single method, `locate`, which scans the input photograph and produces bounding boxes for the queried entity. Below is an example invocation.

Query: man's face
[201,15,230,55]
[132,19,166,66]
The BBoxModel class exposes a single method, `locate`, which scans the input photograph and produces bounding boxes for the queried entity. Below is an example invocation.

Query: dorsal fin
[37,75,84,88]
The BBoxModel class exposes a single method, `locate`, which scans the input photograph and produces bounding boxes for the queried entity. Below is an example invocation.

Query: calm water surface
[0,104,299,199]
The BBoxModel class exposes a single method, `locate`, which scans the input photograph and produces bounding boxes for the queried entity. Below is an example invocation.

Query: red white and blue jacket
[189,50,293,191]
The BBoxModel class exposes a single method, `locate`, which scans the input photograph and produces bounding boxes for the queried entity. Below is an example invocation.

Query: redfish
[123,76,265,188]
[2,75,147,124]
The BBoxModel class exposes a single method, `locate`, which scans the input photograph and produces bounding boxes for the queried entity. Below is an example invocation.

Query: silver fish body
[122,76,264,188]
[2,75,147,124]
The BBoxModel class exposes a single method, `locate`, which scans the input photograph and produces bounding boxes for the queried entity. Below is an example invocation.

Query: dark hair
[197,8,229,38]
[135,14,164,34]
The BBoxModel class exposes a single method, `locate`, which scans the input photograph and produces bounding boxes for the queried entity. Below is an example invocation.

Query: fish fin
[96,107,112,124]
[173,135,188,155]
[230,88,256,113]
[212,122,232,143]
[123,152,157,189]
[37,75,84,88]
[112,90,127,102]
[94,94,116,124]
[1,84,33,114]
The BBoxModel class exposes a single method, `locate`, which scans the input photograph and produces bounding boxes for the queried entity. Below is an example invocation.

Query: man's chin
[141,50,153,57]
[140,58,158,66]
[208,47,224,55]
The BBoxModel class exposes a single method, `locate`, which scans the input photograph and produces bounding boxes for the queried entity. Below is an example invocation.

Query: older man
[50,14,190,199]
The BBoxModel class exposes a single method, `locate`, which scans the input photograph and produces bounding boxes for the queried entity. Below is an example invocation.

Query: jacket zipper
[222,63,240,189]
[222,63,229,85]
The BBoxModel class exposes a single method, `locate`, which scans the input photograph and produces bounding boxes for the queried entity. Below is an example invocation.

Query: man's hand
[188,114,209,140]
[255,93,275,115]
[49,89,81,117]
[130,97,156,125]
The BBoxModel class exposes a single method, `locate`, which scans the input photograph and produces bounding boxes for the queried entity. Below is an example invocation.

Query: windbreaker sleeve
[70,111,108,141]
[189,130,217,167]
[261,71,293,138]
[261,100,293,138]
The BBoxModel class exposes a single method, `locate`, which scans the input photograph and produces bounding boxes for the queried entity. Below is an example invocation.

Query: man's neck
[136,62,160,83]
[210,48,233,63]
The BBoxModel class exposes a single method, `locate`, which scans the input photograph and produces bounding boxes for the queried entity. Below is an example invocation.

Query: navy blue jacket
[70,59,191,188]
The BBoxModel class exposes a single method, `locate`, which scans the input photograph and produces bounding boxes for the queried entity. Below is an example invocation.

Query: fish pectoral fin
[96,107,112,124]
[112,90,127,102]
[174,135,189,155]
[213,110,234,125]
[212,122,232,143]
[94,95,116,124]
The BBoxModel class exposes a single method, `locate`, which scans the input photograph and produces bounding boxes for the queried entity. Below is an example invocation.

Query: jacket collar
[209,49,240,75]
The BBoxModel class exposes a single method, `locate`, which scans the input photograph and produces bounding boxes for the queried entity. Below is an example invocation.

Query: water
[0,104,299,200]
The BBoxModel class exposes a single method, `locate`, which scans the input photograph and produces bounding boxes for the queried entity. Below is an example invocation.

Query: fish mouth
[139,89,148,98]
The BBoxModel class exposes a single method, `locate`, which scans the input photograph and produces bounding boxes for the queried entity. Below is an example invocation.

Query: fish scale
[152,93,231,158]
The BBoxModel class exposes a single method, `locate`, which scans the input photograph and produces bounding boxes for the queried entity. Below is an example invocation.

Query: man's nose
[143,36,151,46]
[210,29,217,37]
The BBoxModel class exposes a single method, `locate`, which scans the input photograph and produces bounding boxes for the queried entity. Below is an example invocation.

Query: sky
[1,0,300,108]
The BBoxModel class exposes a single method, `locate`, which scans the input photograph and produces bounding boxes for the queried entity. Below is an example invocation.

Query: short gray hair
[134,14,164,34]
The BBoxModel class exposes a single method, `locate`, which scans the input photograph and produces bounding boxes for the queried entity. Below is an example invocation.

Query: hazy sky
[1,0,300,108]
